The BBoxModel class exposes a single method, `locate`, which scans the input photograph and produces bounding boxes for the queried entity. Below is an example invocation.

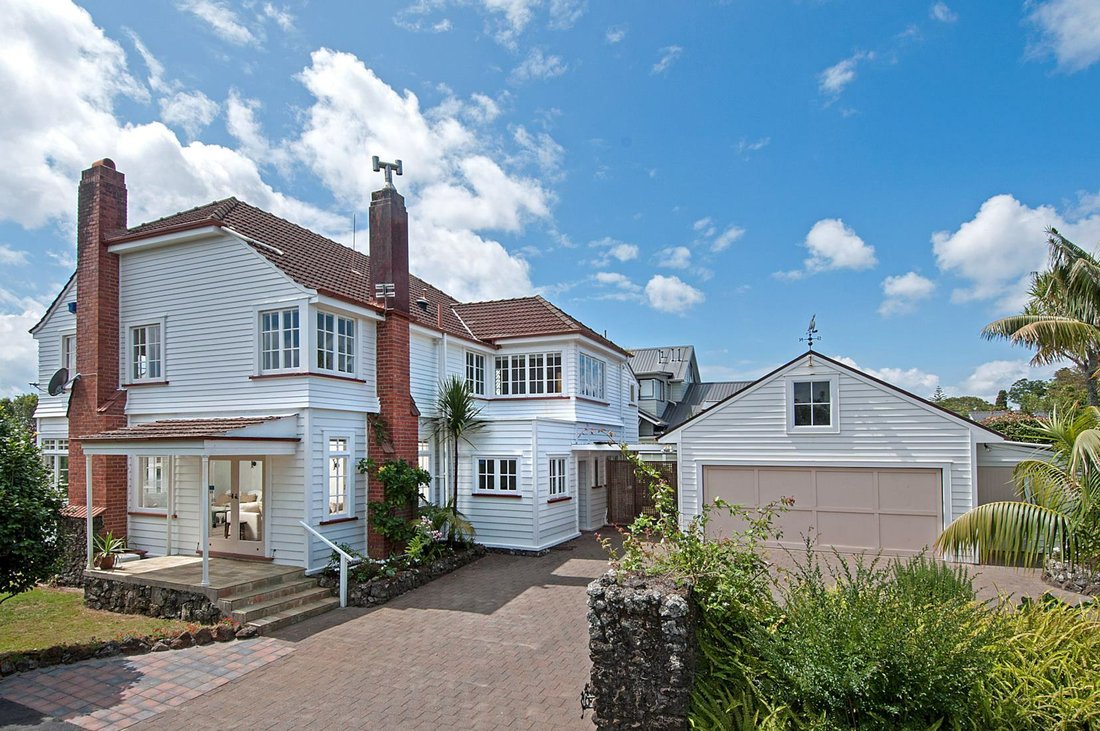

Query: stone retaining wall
[1044,559,1100,595]
[54,514,102,587]
[319,545,486,607]
[84,576,223,624]
[586,571,698,730]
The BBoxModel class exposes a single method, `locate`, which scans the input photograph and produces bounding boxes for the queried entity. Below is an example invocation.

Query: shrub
[359,458,431,544]
[980,412,1048,444]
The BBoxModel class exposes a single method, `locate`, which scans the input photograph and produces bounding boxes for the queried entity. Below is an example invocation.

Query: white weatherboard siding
[304,409,367,570]
[410,332,439,417]
[535,420,580,547]
[32,278,77,422]
[118,235,379,416]
[459,420,535,548]
[671,359,978,530]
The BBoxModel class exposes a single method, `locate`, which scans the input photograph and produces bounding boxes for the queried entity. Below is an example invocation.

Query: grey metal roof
[661,381,753,431]
[629,345,698,381]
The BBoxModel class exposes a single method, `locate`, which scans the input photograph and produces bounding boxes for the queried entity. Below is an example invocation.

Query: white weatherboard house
[32,160,638,588]
[658,351,1045,557]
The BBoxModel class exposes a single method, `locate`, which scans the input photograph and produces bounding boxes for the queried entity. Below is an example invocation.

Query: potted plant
[93,531,127,570]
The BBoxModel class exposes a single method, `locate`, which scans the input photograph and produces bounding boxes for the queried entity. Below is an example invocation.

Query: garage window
[787,376,839,433]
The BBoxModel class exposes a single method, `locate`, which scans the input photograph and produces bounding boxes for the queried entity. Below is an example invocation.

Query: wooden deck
[85,556,305,600]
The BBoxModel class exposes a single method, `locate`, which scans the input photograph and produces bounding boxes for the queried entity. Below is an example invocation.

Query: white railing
[298,520,359,608]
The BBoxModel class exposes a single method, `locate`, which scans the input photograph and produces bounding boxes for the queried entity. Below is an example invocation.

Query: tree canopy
[0,393,37,434]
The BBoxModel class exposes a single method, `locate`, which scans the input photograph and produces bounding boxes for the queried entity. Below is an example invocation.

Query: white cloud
[262,3,295,32]
[548,0,586,29]
[692,217,713,232]
[513,125,564,180]
[0,288,47,396]
[652,46,683,75]
[511,48,568,82]
[777,218,877,279]
[160,90,219,138]
[878,271,935,316]
[819,51,873,97]
[593,271,642,301]
[467,93,501,124]
[957,360,1055,401]
[1026,0,1100,72]
[710,225,745,253]
[645,274,704,314]
[590,237,639,265]
[657,245,691,269]
[930,2,957,23]
[482,0,541,48]
[0,245,28,265]
[736,136,770,157]
[177,0,258,46]
[834,356,941,396]
[931,192,1100,310]
[606,25,627,44]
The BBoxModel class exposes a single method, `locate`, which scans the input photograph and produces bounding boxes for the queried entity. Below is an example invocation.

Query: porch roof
[78,415,299,456]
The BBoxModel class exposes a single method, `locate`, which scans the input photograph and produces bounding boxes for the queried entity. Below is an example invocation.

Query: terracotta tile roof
[453,296,629,355]
[79,416,294,442]
[60,504,106,519]
[111,199,628,354]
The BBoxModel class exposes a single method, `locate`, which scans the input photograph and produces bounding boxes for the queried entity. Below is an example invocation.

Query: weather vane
[372,156,403,188]
[800,315,820,351]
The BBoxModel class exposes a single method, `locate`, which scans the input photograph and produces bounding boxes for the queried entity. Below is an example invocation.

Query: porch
[86,555,306,602]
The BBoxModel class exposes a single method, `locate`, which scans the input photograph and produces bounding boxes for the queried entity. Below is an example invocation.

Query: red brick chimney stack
[68,159,129,537]
[367,182,418,557]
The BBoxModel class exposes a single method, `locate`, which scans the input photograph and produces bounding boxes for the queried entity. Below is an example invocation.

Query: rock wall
[55,514,102,587]
[1044,559,1100,595]
[84,576,223,624]
[320,545,486,606]
[586,571,698,731]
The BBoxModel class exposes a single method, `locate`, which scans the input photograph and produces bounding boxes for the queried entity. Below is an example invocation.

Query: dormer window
[787,376,839,433]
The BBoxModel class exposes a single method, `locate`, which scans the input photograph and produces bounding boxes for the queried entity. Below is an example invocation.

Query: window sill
[547,495,572,504]
[250,372,366,384]
[124,380,169,388]
[490,394,569,401]
[576,396,610,406]
[471,491,522,499]
[128,510,173,518]
[590,484,605,490]
[319,515,358,526]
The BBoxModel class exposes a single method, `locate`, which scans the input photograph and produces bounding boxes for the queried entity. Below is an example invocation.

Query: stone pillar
[586,572,699,730]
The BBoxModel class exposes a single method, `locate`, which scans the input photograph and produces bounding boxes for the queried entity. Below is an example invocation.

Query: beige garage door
[703,466,942,555]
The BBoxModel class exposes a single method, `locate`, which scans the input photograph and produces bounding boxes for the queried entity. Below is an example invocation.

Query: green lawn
[0,587,190,654]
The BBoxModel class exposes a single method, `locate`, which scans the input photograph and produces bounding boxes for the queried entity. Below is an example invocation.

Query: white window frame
[786,375,840,434]
[40,438,69,490]
[324,432,354,518]
[465,351,486,396]
[60,332,76,376]
[640,378,666,401]
[493,352,563,397]
[258,306,302,374]
[474,456,520,493]
[127,318,165,383]
[579,353,606,401]
[132,455,169,513]
[315,310,357,376]
[548,456,568,498]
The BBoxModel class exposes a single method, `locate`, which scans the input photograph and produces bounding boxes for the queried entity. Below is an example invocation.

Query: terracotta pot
[97,553,116,570]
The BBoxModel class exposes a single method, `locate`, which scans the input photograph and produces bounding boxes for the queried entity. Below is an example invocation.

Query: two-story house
[31,159,637,578]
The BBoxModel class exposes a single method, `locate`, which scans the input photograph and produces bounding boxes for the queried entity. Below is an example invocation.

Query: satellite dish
[47,368,70,397]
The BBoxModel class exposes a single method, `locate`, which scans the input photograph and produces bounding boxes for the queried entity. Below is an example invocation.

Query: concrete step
[246,596,341,634]
[213,567,307,598]
[231,587,335,624]
[219,578,322,612]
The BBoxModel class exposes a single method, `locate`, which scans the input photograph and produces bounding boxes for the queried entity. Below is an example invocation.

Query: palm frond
[935,501,1073,565]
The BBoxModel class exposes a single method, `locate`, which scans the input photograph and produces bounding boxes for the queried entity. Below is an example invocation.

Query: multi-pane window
[466,352,485,395]
[327,437,350,516]
[316,312,356,374]
[494,353,562,396]
[640,378,665,400]
[477,458,518,491]
[792,380,832,427]
[130,324,162,381]
[549,458,567,497]
[135,456,167,510]
[260,308,300,372]
[61,334,76,375]
[579,354,606,400]
[40,438,68,489]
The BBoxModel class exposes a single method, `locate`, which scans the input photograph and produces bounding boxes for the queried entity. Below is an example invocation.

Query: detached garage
[660,351,1033,559]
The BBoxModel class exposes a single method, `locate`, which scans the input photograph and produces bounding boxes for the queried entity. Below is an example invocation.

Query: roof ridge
[534,294,580,329]
[127,197,236,232]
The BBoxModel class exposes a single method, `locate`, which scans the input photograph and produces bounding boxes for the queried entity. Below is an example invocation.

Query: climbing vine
[358,457,430,545]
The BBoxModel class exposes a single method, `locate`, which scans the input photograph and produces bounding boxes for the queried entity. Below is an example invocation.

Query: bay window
[494,352,562,396]
[316,312,356,375]
[579,354,606,400]
[466,352,485,395]
[260,307,300,372]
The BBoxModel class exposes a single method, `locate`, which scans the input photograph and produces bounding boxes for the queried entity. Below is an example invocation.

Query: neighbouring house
[656,350,1047,557]
[31,159,638,577]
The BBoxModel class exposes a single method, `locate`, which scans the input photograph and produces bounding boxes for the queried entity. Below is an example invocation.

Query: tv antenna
[372,156,403,188]
[800,315,820,351]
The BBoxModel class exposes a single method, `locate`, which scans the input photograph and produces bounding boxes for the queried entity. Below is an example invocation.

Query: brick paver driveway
[139,536,609,730]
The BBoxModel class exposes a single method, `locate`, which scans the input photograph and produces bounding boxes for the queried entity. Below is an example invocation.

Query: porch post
[85,453,94,568]
[200,455,210,586]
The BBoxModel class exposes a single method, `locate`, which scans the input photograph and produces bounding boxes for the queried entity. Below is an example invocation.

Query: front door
[208,458,266,557]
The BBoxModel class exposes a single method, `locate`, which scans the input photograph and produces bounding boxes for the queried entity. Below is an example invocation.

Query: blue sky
[2,0,1100,400]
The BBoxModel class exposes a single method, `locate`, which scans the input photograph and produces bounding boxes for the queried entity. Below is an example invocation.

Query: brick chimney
[367,184,418,557]
[68,159,129,537]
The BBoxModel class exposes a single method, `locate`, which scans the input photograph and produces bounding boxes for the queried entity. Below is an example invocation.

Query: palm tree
[982,229,1100,406]
[433,376,486,516]
[935,407,1100,567]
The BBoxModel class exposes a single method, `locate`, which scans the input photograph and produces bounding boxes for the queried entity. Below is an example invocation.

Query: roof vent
[416,293,430,312]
